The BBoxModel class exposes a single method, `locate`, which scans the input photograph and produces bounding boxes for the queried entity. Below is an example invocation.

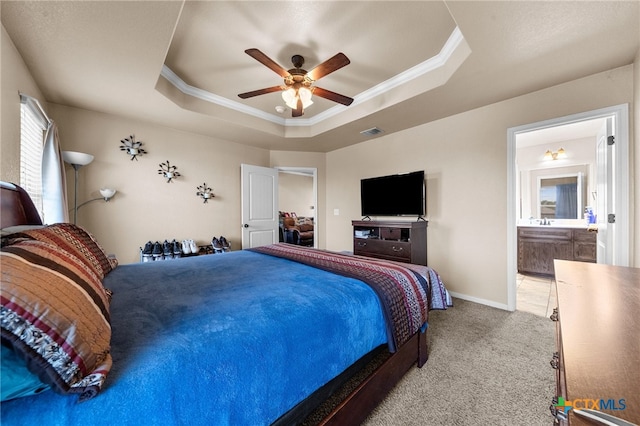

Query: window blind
[20,94,50,217]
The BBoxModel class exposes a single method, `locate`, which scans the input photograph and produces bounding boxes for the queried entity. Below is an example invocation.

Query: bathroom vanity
[517,226,596,276]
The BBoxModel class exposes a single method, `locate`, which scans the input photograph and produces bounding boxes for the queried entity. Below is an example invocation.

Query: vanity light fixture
[544,148,566,160]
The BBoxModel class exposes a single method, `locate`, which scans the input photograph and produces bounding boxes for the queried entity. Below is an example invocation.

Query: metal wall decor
[196,183,215,203]
[158,160,181,183]
[120,134,147,160]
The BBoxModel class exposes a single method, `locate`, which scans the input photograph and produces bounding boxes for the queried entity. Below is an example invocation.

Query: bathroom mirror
[538,173,584,219]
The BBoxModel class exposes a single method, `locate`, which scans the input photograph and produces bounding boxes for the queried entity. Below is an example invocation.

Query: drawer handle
[550,352,559,369]
[550,398,568,421]
[357,242,367,247]
[391,246,404,252]
[550,308,558,322]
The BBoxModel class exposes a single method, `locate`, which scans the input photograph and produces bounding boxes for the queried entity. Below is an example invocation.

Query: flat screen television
[360,171,425,217]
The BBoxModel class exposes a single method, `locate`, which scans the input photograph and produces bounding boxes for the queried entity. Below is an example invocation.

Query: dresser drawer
[572,229,597,242]
[354,238,411,261]
[518,227,572,240]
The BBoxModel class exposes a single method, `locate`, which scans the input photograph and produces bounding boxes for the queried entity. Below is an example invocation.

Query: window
[20,94,49,218]
[538,173,584,219]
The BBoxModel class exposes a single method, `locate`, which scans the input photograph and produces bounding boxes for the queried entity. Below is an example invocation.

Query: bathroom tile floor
[517,273,556,318]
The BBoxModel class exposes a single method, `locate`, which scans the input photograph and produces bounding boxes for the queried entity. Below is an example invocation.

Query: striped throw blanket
[250,244,450,352]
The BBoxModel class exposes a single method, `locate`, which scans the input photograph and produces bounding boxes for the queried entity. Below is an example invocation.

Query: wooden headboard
[0,181,43,228]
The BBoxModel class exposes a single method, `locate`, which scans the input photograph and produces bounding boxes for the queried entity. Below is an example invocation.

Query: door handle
[243,224,249,228]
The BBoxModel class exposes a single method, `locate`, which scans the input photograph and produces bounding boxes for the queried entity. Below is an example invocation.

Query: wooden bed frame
[319,331,427,425]
[0,181,428,425]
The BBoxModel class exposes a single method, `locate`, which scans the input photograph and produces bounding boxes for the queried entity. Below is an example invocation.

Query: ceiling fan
[238,48,354,117]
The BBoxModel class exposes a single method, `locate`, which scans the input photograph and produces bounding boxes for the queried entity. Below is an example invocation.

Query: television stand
[352,220,427,265]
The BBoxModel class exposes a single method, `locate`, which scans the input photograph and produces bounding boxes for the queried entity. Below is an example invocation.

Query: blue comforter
[1,250,388,425]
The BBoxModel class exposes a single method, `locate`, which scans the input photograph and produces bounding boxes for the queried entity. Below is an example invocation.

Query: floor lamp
[62,151,94,224]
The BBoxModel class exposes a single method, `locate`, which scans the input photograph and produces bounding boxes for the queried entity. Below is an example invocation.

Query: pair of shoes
[181,239,198,255]
[219,236,231,252]
[212,236,231,253]
[211,237,223,253]
[141,241,153,262]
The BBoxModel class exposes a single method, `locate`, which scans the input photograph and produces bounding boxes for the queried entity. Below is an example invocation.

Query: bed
[0,181,451,425]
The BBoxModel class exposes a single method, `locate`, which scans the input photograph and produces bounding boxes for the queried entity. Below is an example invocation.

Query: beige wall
[325,65,636,307]
[1,24,47,182]
[47,104,270,263]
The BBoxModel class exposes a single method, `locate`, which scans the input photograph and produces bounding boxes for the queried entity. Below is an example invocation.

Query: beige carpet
[363,298,556,426]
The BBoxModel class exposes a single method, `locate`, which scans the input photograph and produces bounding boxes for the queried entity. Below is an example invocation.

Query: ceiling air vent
[360,127,384,137]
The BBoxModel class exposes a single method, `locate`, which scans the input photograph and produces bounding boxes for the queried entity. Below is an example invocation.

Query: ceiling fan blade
[306,53,350,81]
[292,98,303,117]
[245,48,290,78]
[238,86,283,99]
[312,87,354,106]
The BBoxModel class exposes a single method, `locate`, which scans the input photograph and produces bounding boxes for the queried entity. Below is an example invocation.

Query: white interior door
[595,118,614,264]
[241,164,278,249]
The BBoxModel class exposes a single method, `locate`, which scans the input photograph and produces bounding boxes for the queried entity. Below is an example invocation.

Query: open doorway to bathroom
[507,104,630,313]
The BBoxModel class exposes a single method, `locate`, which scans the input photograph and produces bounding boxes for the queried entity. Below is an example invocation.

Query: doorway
[506,104,630,312]
[241,165,318,250]
[277,167,318,249]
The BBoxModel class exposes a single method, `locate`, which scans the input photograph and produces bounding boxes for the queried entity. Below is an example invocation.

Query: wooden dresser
[352,220,427,265]
[551,260,640,425]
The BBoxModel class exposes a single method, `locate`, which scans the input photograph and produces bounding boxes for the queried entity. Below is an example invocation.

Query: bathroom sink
[517,222,593,229]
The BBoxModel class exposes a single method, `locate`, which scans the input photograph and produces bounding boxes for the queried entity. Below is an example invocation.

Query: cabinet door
[573,230,597,263]
[518,239,573,275]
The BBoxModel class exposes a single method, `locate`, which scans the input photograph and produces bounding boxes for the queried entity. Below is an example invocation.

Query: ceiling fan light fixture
[298,87,313,107]
[282,87,314,110]
[282,88,297,109]
[240,49,352,117]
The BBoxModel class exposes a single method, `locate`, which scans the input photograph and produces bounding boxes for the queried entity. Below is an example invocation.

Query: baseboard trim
[447,291,512,312]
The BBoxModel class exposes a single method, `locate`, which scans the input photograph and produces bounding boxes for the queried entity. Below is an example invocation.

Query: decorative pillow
[16,223,117,279]
[0,239,113,402]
